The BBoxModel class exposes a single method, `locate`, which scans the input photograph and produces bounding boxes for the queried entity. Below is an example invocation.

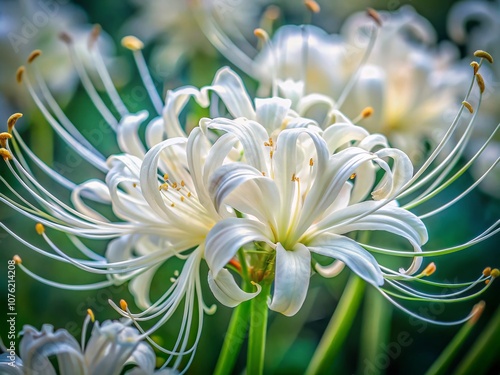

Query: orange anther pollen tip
[16,66,25,84]
[35,223,45,235]
[27,49,42,64]
[121,35,144,51]
[470,300,485,324]
[13,255,22,264]
[474,50,494,64]
[87,309,95,322]
[7,113,23,133]
[367,8,382,26]
[490,268,500,278]
[304,0,320,13]
[422,262,436,276]
[120,299,128,310]
[483,267,492,277]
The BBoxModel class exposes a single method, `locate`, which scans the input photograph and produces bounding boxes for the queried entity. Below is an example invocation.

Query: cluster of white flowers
[0,2,498,374]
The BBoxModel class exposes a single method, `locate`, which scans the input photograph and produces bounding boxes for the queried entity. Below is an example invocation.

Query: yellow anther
[88,24,102,49]
[485,279,490,285]
[361,106,374,119]
[0,148,13,161]
[309,158,314,167]
[8,113,23,133]
[422,262,436,277]
[366,8,382,27]
[27,49,42,64]
[270,150,274,159]
[491,268,500,278]
[254,28,269,43]
[262,172,266,176]
[59,31,73,44]
[180,196,185,202]
[462,101,474,114]
[13,255,22,265]
[476,73,485,93]
[121,35,144,51]
[87,309,95,322]
[0,133,12,148]
[163,173,169,181]
[171,182,178,189]
[180,180,185,187]
[170,203,175,207]
[482,267,492,277]
[132,183,137,188]
[470,61,480,75]
[304,0,320,13]
[120,299,128,310]
[474,50,494,64]
[349,173,357,180]
[469,300,485,324]
[35,223,45,235]
[16,66,25,84]
[264,5,280,21]
[291,173,296,182]
[187,192,192,197]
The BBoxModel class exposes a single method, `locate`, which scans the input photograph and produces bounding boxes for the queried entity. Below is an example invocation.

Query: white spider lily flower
[199,5,469,163]
[0,313,172,375]
[200,57,499,321]
[448,0,500,198]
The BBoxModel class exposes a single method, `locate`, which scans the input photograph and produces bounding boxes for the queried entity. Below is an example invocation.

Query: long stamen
[59,32,118,129]
[88,25,129,117]
[122,36,163,115]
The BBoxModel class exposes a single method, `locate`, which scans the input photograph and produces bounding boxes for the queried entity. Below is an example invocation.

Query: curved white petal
[203,67,256,119]
[255,97,291,134]
[309,233,384,286]
[269,243,310,317]
[205,218,273,277]
[209,163,280,227]
[117,111,148,158]
[208,268,261,307]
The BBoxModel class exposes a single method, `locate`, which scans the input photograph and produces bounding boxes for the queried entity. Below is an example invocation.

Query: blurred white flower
[448,0,500,198]
[0,0,128,117]
[121,0,262,78]
[0,314,172,375]
[202,5,470,163]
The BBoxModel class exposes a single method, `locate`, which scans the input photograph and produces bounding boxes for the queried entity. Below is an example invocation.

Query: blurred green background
[0,0,499,374]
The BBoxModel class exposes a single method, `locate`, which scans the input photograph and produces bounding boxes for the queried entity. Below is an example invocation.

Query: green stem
[425,304,481,375]
[247,281,271,375]
[213,249,253,375]
[358,285,392,375]
[213,300,251,375]
[453,303,500,375]
[305,274,366,375]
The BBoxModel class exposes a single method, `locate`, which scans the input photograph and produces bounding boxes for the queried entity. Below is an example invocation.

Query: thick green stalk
[305,274,365,375]
[247,281,272,375]
[454,303,500,375]
[213,249,253,375]
[358,285,392,375]
[213,300,251,375]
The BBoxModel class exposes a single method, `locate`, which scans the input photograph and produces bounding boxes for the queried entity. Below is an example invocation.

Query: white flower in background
[121,0,261,78]
[201,5,469,163]
[0,312,172,375]
[0,0,128,117]
[448,0,500,198]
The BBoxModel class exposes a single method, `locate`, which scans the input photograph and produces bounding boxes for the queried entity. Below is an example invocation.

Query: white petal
[129,264,162,309]
[208,163,280,227]
[117,111,148,158]
[269,243,311,316]
[322,123,369,153]
[205,218,273,277]
[203,67,256,119]
[208,268,261,307]
[309,233,384,286]
[255,97,291,134]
